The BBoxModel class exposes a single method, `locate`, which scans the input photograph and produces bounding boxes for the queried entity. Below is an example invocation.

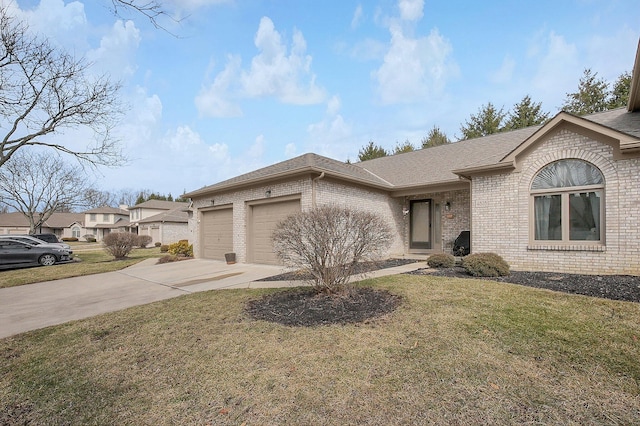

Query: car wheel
[38,254,57,266]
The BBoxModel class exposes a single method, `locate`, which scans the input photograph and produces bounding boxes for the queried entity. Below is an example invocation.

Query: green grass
[1,274,639,425]
[0,247,163,288]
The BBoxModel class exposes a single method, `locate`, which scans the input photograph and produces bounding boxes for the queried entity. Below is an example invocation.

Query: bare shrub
[103,232,138,259]
[272,205,392,294]
[137,234,153,248]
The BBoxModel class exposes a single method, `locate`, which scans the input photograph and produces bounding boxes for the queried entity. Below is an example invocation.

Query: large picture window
[531,159,604,244]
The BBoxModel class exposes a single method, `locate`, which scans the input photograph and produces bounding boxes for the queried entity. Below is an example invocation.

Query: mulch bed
[407,267,640,303]
[247,260,640,327]
[245,287,402,327]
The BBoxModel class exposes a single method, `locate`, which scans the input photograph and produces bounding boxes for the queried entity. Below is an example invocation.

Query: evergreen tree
[421,126,451,148]
[392,139,416,154]
[459,102,506,140]
[503,95,549,130]
[357,141,388,161]
[608,71,632,109]
[561,69,609,115]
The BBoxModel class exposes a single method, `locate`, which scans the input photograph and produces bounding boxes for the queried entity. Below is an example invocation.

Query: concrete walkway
[0,258,425,339]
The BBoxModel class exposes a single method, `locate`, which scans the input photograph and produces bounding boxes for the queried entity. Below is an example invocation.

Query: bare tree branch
[110,0,184,35]
[0,7,125,169]
[0,151,93,233]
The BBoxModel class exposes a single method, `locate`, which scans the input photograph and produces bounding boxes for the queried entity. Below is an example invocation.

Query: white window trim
[529,183,605,250]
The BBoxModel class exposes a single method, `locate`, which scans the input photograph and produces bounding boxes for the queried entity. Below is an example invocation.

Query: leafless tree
[0,7,123,169]
[272,205,392,294]
[0,151,92,233]
[110,0,183,33]
[79,189,119,210]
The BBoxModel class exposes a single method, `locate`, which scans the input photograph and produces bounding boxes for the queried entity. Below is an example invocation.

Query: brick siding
[472,128,640,275]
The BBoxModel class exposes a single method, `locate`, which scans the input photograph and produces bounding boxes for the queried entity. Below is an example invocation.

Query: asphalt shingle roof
[184,109,640,197]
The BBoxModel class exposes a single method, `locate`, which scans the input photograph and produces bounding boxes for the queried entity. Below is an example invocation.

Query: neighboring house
[129,200,189,245]
[0,212,85,239]
[83,206,130,241]
[184,42,640,275]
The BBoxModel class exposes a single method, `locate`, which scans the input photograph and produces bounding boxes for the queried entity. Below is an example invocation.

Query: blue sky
[5,0,639,199]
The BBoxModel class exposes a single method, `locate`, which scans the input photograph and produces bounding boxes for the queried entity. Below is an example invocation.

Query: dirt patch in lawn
[245,287,402,327]
[408,267,640,303]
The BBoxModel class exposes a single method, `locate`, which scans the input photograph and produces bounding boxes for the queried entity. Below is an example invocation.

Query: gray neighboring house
[129,200,189,245]
[184,42,640,275]
[0,212,85,239]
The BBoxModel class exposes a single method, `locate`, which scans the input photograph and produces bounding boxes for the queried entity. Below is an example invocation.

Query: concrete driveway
[0,259,289,339]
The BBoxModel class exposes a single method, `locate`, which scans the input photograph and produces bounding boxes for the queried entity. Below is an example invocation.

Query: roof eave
[628,38,640,112]
[452,162,516,179]
[184,166,392,198]
[389,179,469,197]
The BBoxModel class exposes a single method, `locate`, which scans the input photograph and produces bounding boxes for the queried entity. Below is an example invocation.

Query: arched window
[531,159,604,243]
[72,226,81,238]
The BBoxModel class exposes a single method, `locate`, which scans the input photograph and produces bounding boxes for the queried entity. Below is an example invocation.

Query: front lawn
[1,274,639,425]
[0,247,163,289]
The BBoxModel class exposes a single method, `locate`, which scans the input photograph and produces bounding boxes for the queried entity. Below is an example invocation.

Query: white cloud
[373,26,457,104]
[351,5,363,29]
[306,95,352,158]
[197,17,326,117]
[241,17,326,104]
[248,135,266,158]
[195,55,244,117]
[398,0,424,21]
[491,55,516,84]
[529,32,580,108]
[87,20,141,78]
[284,143,297,158]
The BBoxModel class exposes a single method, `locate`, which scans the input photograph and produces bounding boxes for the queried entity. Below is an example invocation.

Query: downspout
[312,172,325,207]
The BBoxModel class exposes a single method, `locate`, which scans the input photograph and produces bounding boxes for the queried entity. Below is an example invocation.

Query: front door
[410,199,431,249]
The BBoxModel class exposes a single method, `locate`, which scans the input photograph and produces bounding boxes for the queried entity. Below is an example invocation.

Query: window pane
[534,194,562,240]
[532,159,604,190]
[569,192,600,241]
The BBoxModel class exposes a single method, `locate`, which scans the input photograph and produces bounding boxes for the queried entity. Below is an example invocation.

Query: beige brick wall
[472,128,640,275]
[315,178,405,256]
[189,178,313,263]
[189,176,406,262]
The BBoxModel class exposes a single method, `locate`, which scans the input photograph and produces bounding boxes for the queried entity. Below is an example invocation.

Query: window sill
[527,244,605,252]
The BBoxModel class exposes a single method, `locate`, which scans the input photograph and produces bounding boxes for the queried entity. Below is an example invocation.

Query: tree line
[357,70,631,161]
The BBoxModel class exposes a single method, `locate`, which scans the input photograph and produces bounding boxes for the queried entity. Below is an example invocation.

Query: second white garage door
[201,208,233,260]
[248,199,300,264]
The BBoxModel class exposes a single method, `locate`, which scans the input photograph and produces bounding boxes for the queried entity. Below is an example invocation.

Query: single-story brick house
[0,212,85,239]
[130,200,189,246]
[184,43,640,275]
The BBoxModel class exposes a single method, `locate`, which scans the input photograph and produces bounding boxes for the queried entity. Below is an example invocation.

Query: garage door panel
[249,199,300,265]
[201,208,233,260]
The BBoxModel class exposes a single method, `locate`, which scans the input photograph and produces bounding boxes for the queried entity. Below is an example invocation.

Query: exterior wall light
[265,189,272,198]
[445,201,451,211]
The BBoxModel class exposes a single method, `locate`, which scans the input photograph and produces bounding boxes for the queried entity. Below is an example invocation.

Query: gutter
[312,172,325,207]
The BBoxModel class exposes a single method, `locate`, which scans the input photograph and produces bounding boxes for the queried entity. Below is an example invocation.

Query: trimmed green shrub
[160,244,169,253]
[168,240,193,257]
[82,234,96,242]
[62,237,79,242]
[462,252,510,277]
[427,253,455,268]
[137,234,153,248]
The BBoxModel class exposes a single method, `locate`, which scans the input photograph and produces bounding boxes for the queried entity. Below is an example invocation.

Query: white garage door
[201,208,233,260]
[249,199,300,265]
